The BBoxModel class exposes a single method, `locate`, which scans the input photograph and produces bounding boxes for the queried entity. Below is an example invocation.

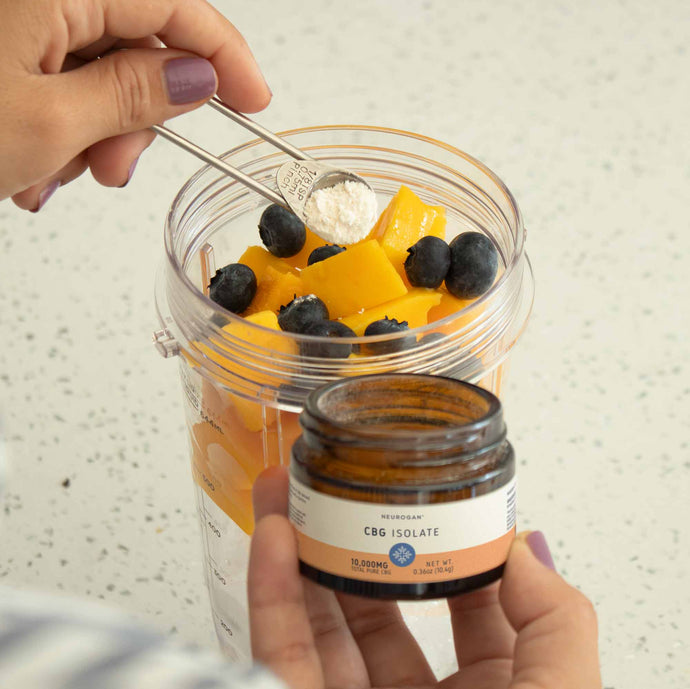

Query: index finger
[61,0,271,112]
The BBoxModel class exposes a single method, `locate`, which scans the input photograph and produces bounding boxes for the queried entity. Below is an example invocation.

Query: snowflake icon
[389,542,416,567]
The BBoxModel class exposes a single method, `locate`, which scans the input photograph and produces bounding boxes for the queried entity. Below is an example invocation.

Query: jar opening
[301,374,504,454]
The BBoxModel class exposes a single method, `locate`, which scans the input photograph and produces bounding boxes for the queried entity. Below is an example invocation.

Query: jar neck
[299,374,506,467]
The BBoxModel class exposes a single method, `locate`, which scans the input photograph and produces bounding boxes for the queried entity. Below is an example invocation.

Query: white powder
[304,180,378,244]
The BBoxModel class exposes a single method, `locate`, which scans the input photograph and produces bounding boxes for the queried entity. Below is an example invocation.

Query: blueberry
[416,331,446,347]
[404,236,451,288]
[362,317,415,354]
[446,354,484,381]
[278,294,329,333]
[258,204,306,257]
[300,320,356,359]
[210,311,230,328]
[208,263,256,313]
[445,232,498,299]
[307,244,347,265]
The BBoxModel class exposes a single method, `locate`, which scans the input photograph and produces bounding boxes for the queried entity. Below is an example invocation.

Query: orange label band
[289,474,517,584]
[296,528,515,583]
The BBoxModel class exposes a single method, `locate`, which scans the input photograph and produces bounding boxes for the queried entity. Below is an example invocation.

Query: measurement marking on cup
[199,490,225,595]
[212,566,227,586]
[201,472,215,492]
[192,463,216,493]
[202,505,223,538]
[207,552,228,586]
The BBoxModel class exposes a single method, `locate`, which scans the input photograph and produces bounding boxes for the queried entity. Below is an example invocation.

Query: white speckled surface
[1,1,688,687]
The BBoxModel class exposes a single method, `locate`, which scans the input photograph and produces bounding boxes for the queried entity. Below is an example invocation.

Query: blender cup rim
[163,125,529,348]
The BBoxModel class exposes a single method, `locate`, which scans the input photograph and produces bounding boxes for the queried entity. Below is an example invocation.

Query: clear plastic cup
[154,126,533,664]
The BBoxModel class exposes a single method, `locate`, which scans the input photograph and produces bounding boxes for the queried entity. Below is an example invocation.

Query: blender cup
[154,126,533,662]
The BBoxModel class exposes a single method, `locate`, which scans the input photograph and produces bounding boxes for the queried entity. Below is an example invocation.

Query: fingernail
[120,157,139,188]
[526,531,556,570]
[164,57,217,105]
[259,70,272,102]
[31,181,61,213]
[261,68,273,98]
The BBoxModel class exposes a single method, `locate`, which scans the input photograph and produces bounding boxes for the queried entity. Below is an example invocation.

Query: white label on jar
[289,474,516,584]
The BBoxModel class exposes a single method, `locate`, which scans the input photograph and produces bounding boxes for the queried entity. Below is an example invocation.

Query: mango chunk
[340,288,442,335]
[197,310,297,431]
[238,245,295,281]
[427,289,476,323]
[283,227,328,270]
[425,288,480,337]
[245,266,305,315]
[190,405,302,534]
[369,185,446,273]
[220,311,295,431]
[200,309,296,375]
[190,421,256,534]
[300,239,407,319]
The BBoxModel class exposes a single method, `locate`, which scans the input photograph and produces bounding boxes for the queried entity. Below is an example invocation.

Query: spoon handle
[152,124,285,206]
[207,97,314,162]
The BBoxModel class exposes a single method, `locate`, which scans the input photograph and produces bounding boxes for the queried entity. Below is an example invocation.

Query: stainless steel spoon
[152,97,374,232]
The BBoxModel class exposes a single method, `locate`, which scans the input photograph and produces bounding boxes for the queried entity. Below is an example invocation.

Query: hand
[0,0,271,208]
[249,467,602,689]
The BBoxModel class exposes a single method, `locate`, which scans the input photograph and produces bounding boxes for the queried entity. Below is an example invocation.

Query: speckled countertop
[1,1,688,687]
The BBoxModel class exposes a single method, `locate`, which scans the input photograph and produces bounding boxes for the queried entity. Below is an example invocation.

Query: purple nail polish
[526,531,556,571]
[31,181,61,213]
[120,157,139,187]
[127,157,139,181]
[164,57,216,105]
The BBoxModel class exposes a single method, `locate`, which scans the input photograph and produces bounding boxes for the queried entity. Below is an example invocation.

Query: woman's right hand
[0,0,271,208]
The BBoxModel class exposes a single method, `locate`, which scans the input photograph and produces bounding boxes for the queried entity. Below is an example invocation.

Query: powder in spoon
[304,181,378,244]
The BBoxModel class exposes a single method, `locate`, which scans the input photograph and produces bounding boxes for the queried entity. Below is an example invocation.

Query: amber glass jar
[289,374,516,599]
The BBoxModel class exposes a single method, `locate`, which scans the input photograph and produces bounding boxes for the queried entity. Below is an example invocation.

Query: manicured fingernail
[120,157,139,187]
[31,181,61,213]
[526,531,556,570]
[164,57,216,105]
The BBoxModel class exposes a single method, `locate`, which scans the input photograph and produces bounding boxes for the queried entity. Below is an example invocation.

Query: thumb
[253,466,290,521]
[500,531,602,689]
[54,48,217,148]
